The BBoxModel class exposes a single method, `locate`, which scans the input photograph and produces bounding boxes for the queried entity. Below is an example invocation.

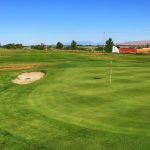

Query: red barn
[118,48,137,53]
[113,46,137,53]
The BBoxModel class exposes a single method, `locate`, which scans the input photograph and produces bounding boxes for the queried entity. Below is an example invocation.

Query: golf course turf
[0,49,150,150]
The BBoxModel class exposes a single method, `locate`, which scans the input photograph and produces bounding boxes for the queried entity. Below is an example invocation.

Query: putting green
[0,49,150,150]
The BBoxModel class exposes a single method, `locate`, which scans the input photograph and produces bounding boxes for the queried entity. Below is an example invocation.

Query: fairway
[0,49,150,150]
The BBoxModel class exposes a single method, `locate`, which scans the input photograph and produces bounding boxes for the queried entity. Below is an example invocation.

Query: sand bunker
[12,72,45,85]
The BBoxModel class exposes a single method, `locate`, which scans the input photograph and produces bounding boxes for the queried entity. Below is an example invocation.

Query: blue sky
[0,0,150,45]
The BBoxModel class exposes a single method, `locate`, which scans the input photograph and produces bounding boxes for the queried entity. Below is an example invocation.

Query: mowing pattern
[0,50,150,150]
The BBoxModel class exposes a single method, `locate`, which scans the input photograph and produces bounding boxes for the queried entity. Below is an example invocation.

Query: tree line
[55,39,114,53]
[0,39,114,53]
[0,43,23,49]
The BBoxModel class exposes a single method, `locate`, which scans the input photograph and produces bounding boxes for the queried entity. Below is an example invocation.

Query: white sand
[12,72,45,85]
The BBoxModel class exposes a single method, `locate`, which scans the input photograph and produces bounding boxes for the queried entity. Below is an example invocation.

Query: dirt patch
[137,48,150,53]
[12,72,45,85]
[0,64,39,70]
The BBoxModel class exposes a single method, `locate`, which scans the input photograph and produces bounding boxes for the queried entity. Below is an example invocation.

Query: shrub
[3,44,23,49]
[31,45,45,50]
[95,46,104,51]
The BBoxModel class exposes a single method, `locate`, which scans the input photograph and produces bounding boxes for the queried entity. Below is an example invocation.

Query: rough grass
[0,49,150,150]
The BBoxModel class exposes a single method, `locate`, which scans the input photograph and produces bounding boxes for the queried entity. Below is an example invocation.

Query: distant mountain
[63,41,100,46]
[116,40,150,46]
[77,41,100,45]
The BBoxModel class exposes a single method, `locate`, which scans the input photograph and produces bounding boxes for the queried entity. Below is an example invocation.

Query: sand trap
[12,72,45,85]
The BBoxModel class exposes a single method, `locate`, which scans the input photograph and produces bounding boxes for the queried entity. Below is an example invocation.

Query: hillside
[117,40,150,45]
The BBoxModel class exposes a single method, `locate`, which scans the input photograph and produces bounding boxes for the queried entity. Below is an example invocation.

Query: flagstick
[110,59,113,84]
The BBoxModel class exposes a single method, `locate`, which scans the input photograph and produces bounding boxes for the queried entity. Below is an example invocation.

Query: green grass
[0,49,150,150]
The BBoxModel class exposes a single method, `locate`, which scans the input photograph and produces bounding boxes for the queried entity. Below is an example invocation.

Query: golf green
[0,49,150,150]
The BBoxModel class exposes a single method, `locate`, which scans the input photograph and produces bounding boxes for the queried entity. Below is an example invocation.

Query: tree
[71,40,77,50]
[104,38,114,53]
[56,42,63,49]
